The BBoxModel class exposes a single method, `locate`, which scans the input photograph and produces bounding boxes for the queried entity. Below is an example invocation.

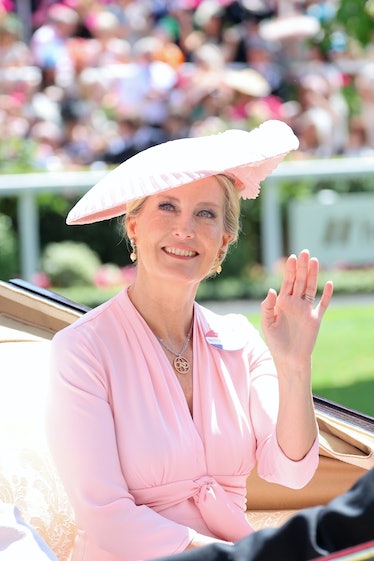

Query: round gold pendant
[174,355,190,374]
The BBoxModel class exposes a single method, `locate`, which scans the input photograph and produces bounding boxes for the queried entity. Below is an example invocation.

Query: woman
[47,121,333,561]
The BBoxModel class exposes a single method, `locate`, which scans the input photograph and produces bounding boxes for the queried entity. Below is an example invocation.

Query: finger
[303,257,319,301]
[316,281,334,319]
[279,254,297,297]
[292,249,310,296]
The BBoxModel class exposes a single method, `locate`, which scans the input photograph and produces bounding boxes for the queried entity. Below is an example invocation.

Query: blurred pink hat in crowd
[67,120,299,225]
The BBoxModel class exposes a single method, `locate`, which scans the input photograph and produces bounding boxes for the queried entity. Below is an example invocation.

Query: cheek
[203,224,226,248]
[136,215,163,236]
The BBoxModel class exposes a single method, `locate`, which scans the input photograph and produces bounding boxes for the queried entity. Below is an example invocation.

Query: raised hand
[261,249,334,370]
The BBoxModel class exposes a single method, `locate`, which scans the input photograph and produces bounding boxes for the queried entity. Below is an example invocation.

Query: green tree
[336,0,374,47]
[0,214,18,280]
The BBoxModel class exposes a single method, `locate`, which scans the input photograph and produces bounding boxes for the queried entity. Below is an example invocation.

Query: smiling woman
[46,121,334,561]
[125,177,234,286]
[124,173,240,280]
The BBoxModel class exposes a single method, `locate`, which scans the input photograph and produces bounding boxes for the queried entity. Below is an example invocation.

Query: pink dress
[47,289,319,561]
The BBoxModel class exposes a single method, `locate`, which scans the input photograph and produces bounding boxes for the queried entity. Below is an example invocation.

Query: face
[126,177,232,286]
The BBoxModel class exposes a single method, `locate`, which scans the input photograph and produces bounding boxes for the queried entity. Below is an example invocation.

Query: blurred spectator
[30,3,80,87]
[244,35,287,97]
[292,73,338,157]
[0,13,32,67]
[29,119,67,170]
[179,42,228,123]
[151,21,186,69]
[105,0,156,45]
[354,62,374,150]
[345,114,374,157]
[221,67,271,125]
[114,35,178,125]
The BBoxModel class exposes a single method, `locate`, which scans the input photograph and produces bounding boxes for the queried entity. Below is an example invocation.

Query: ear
[220,233,233,256]
[126,215,137,240]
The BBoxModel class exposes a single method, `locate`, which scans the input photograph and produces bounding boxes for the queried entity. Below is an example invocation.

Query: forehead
[153,176,225,203]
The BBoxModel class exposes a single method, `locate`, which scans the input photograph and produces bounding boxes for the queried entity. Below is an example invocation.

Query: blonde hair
[123,175,241,276]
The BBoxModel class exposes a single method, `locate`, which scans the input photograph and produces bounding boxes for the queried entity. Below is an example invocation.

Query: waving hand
[261,249,334,371]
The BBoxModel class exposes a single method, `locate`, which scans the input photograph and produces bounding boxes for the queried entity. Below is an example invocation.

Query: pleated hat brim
[66,120,299,225]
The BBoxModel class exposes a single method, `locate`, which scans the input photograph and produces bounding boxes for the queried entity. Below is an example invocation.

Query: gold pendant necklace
[156,324,193,374]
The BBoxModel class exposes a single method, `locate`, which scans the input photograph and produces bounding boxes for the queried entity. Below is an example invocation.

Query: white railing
[0,170,106,282]
[1,157,374,281]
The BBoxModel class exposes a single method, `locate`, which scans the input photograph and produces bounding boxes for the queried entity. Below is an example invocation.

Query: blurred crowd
[2,0,374,173]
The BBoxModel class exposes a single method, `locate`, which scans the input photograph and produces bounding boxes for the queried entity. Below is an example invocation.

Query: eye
[198,209,216,219]
[159,202,176,212]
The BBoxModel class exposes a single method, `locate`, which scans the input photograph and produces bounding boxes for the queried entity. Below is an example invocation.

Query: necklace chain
[156,324,193,374]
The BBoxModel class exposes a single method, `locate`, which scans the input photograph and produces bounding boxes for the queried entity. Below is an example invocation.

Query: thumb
[261,288,277,326]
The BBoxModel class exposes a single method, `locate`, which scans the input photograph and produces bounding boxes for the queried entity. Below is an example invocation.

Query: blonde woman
[47,121,333,561]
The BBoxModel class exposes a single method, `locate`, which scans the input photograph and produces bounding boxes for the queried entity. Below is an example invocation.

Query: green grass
[247,303,374,418]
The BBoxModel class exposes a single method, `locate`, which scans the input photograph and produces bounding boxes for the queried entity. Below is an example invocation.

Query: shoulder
[53,289,126,345]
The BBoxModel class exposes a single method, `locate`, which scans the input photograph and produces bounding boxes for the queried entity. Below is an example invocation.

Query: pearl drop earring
[130,238,137,263]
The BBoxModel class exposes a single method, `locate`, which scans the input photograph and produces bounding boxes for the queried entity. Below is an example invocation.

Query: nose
[173,212,195,239]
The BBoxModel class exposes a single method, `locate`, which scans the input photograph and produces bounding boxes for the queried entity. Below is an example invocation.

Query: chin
[159,266,205,286]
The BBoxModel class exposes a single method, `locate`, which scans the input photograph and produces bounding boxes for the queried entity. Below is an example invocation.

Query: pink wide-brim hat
[66,120,299,225]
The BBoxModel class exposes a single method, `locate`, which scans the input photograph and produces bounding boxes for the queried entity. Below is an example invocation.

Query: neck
[127,275,196,342]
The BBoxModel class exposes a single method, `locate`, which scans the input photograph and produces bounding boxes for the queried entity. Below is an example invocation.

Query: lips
[163,247,197,257]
